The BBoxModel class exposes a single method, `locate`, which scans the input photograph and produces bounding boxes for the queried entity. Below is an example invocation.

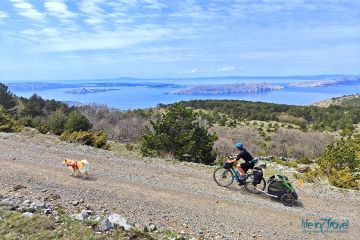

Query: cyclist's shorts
[240,161,255,173]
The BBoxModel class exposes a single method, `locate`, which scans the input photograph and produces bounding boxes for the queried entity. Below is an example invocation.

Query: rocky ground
[0,131,359,240]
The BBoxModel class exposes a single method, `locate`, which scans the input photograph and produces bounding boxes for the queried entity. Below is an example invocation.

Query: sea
[5,76,360,110]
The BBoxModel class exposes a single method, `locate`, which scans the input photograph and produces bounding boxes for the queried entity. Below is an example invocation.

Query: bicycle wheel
[244,174,266,194]
[213,167,234,187]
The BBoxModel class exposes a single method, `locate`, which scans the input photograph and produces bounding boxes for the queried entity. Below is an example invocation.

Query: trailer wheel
[281,193,295,207]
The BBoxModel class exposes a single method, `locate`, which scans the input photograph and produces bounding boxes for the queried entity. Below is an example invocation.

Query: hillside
[312,93,360,107]
[1,131,360,239]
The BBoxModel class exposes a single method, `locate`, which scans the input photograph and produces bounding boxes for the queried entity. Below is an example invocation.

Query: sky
[0,0,360,81]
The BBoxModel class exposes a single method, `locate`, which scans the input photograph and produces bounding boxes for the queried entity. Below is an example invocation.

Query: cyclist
[226,142,257,184]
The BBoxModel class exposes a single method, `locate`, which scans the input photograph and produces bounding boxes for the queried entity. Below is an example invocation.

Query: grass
[0,207,186,240]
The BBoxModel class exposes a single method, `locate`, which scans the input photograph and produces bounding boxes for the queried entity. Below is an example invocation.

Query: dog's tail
[79,159,90,174]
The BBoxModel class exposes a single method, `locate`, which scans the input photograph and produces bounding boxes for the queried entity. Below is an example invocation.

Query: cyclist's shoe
[235,175,245,185]
[237,176,246,185]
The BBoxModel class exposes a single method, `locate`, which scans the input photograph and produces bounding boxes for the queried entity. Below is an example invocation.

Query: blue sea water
[7,77,360,110]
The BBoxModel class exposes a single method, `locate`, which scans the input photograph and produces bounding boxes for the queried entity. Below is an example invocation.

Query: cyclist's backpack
[253,167,263,184]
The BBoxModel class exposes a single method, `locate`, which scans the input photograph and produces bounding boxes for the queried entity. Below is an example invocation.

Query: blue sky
[0,0,360,81]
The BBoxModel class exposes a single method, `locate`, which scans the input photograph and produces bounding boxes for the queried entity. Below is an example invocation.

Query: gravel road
[1,132,359,240]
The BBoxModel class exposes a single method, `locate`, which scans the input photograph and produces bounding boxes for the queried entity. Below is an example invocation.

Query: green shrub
[304,168,324,183]
[317,139,360,189]
[140,103,218,164]
[64,110,91,133]
[0,107,21,132]
[60,131,109,149]
[297,156,313,164]
[47,109,67,135]
[328,167,359,189]
[274,158,298,168]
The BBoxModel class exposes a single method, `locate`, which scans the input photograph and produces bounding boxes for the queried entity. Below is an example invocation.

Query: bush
[273,158,298,168]
[60,131,109,149]
[0,83,16,111]
[317,139,360,189]
[328,167,359,189]
[304,168,324,183]
[0,107,21,132]
[140,103,218,164]
[64,110,91,133]
[47,109,67,135]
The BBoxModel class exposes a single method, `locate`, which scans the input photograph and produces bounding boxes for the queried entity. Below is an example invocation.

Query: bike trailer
[267,175,298,206]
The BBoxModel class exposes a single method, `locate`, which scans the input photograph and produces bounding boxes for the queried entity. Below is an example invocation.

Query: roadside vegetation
[0,206,181,240]
[1,82,359,189]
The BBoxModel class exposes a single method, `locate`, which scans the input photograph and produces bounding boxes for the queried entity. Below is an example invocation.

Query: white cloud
[45,1,76,20]
[182,68,202,74]
[10,0,44,21]
[79,0,106,25]
[143,0,167,10]
[218,66,237,72]
[19,24,174,52]
[0,11,9,18]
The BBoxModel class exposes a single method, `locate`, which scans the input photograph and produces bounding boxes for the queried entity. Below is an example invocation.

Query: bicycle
[213,160,266,194]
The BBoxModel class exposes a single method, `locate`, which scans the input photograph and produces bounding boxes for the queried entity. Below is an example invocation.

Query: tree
[48,108,67,135]
[64,110,91,132]
[140,103,218,164]
[0,83,16,111]
[21,94,45,117]
[0,106,21,132]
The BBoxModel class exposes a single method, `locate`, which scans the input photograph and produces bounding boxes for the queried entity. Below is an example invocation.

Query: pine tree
[141,103,218,164]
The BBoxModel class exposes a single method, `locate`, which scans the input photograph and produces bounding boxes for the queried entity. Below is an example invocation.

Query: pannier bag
[252,167,263,184]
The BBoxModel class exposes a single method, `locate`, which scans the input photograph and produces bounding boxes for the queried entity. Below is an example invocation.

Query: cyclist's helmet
[235,142,244,150]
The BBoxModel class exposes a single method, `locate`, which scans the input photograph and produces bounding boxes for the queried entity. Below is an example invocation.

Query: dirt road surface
[1,132,359,239]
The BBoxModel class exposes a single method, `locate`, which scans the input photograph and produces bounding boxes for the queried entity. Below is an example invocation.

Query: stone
[297,165,311,173]
[107,213,133,231]
[198,229,204,235]
[21,212,34,218]
[98,219,112,232]
[30,201,48,210]
[0,198,22,207]
[148,223,157,232]
[44,209,52,215]
[72,200,79,206]
[73,209,90,221]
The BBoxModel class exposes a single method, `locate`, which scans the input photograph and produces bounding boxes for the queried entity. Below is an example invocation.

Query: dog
[63,159,90,178]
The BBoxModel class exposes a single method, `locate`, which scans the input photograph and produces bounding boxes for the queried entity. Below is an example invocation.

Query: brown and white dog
[63,159,90,178]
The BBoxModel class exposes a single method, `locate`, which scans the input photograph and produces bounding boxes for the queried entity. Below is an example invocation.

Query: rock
[72,200,79,206]
[0,198,21,207]
[98,219,112,232]
[297,165,311,173]
[73,209,90,221]
[30,201,48,210]
[44,209,52,215]
[107,213,133,231]
[19,200,32,207]
[198,229,204,235]
[148,223,157,232]
[21,212,34,218]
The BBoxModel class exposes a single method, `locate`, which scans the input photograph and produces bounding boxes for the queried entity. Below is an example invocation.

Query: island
[64,88,121,94]
[167,83,284,95]
[289,76,360,88]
